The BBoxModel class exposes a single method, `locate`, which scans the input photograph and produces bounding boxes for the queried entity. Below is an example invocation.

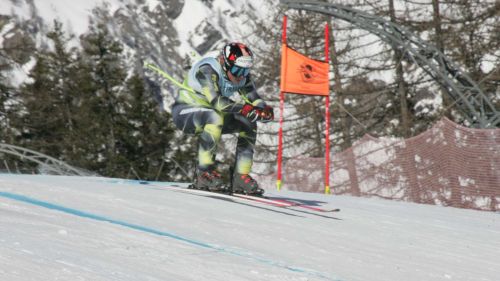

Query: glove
[260,105,274,123]
[240,104,262,123]
[240,104,274,123]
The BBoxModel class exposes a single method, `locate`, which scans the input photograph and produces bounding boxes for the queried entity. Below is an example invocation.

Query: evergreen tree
[0,72,16,144]
[119,74,194,181]
[17,20,80,159]
[77,23,128,176]
[0,50,10,128]
[77,22,196,180]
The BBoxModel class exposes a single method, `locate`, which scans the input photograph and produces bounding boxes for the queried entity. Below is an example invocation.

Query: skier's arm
[195,64,243,113]
[238,74,267,108]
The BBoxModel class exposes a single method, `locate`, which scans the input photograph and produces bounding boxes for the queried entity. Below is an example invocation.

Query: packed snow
[1,174,499,281]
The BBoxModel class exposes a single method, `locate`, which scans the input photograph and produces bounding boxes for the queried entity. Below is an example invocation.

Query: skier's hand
[240,104,262,123]
[241,104,274,123]
[260,105,274,123]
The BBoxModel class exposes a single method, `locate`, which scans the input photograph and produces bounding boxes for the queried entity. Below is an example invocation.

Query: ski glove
[241,104,274,123]
[241,104,261,123]
[260,105,274,123]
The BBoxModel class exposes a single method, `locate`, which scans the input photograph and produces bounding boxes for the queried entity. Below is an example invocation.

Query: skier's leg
[222,114,257,174]
[222,114,262,194]
[173,104,223,170]
[198,119,223,171]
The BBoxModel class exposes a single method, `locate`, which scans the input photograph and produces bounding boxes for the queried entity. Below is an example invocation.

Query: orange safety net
[280,44,330,96]
[257,118,500,211]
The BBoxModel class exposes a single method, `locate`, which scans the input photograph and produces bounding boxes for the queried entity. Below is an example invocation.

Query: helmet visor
[230,65,250,77]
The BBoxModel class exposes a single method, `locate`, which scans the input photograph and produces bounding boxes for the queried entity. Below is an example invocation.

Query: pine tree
[76,22,196,180]
[0,50,10,130]
[118,74,194,181]
[76,22,128,176]
[17,20,80,160]
[0,72,15,144]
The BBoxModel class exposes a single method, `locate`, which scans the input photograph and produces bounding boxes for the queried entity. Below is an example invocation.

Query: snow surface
[1,174,499,281]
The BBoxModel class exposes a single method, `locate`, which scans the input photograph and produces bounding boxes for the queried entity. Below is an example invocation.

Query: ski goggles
[229,65,250,77]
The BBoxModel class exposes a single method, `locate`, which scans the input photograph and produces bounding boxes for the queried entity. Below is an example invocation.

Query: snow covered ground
[0,174,499,281]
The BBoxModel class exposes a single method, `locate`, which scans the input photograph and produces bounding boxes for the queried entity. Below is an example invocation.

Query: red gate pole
[277,15,287,191]
[324,22,331,194]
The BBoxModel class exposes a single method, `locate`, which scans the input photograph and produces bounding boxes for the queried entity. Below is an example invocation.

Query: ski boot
[232,173,264,196]
[191,169,228,193]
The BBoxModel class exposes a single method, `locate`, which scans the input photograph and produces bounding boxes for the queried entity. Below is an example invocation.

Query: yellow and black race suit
[171,57,266,174]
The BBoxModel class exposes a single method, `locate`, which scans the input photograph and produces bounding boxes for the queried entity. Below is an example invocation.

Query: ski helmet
[221,42,253,77]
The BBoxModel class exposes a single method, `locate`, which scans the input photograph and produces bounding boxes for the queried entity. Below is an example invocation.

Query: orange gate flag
[280,44,330,96]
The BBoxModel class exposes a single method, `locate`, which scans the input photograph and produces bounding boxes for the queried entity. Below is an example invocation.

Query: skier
[171,42,273,195]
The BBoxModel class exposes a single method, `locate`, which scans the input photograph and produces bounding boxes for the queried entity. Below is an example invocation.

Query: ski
[232,193,340,213]
[156,183,292,208]
[154,183,339,213]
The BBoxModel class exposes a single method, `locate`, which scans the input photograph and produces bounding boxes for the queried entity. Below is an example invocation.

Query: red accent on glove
[241,104,273,123]
[241,104,254,116]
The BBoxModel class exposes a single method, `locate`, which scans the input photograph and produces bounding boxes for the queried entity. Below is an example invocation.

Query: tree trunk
[431,0,453,118]
[389,0,412,137]
[328,20,361,195]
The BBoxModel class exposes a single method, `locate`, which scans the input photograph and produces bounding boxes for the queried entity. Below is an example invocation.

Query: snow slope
[0,174,499,281]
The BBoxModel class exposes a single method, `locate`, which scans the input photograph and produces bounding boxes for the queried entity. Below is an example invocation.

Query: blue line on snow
[0,191,343,281]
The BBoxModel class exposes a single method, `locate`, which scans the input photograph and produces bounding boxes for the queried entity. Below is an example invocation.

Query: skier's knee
[206,110,224,126]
